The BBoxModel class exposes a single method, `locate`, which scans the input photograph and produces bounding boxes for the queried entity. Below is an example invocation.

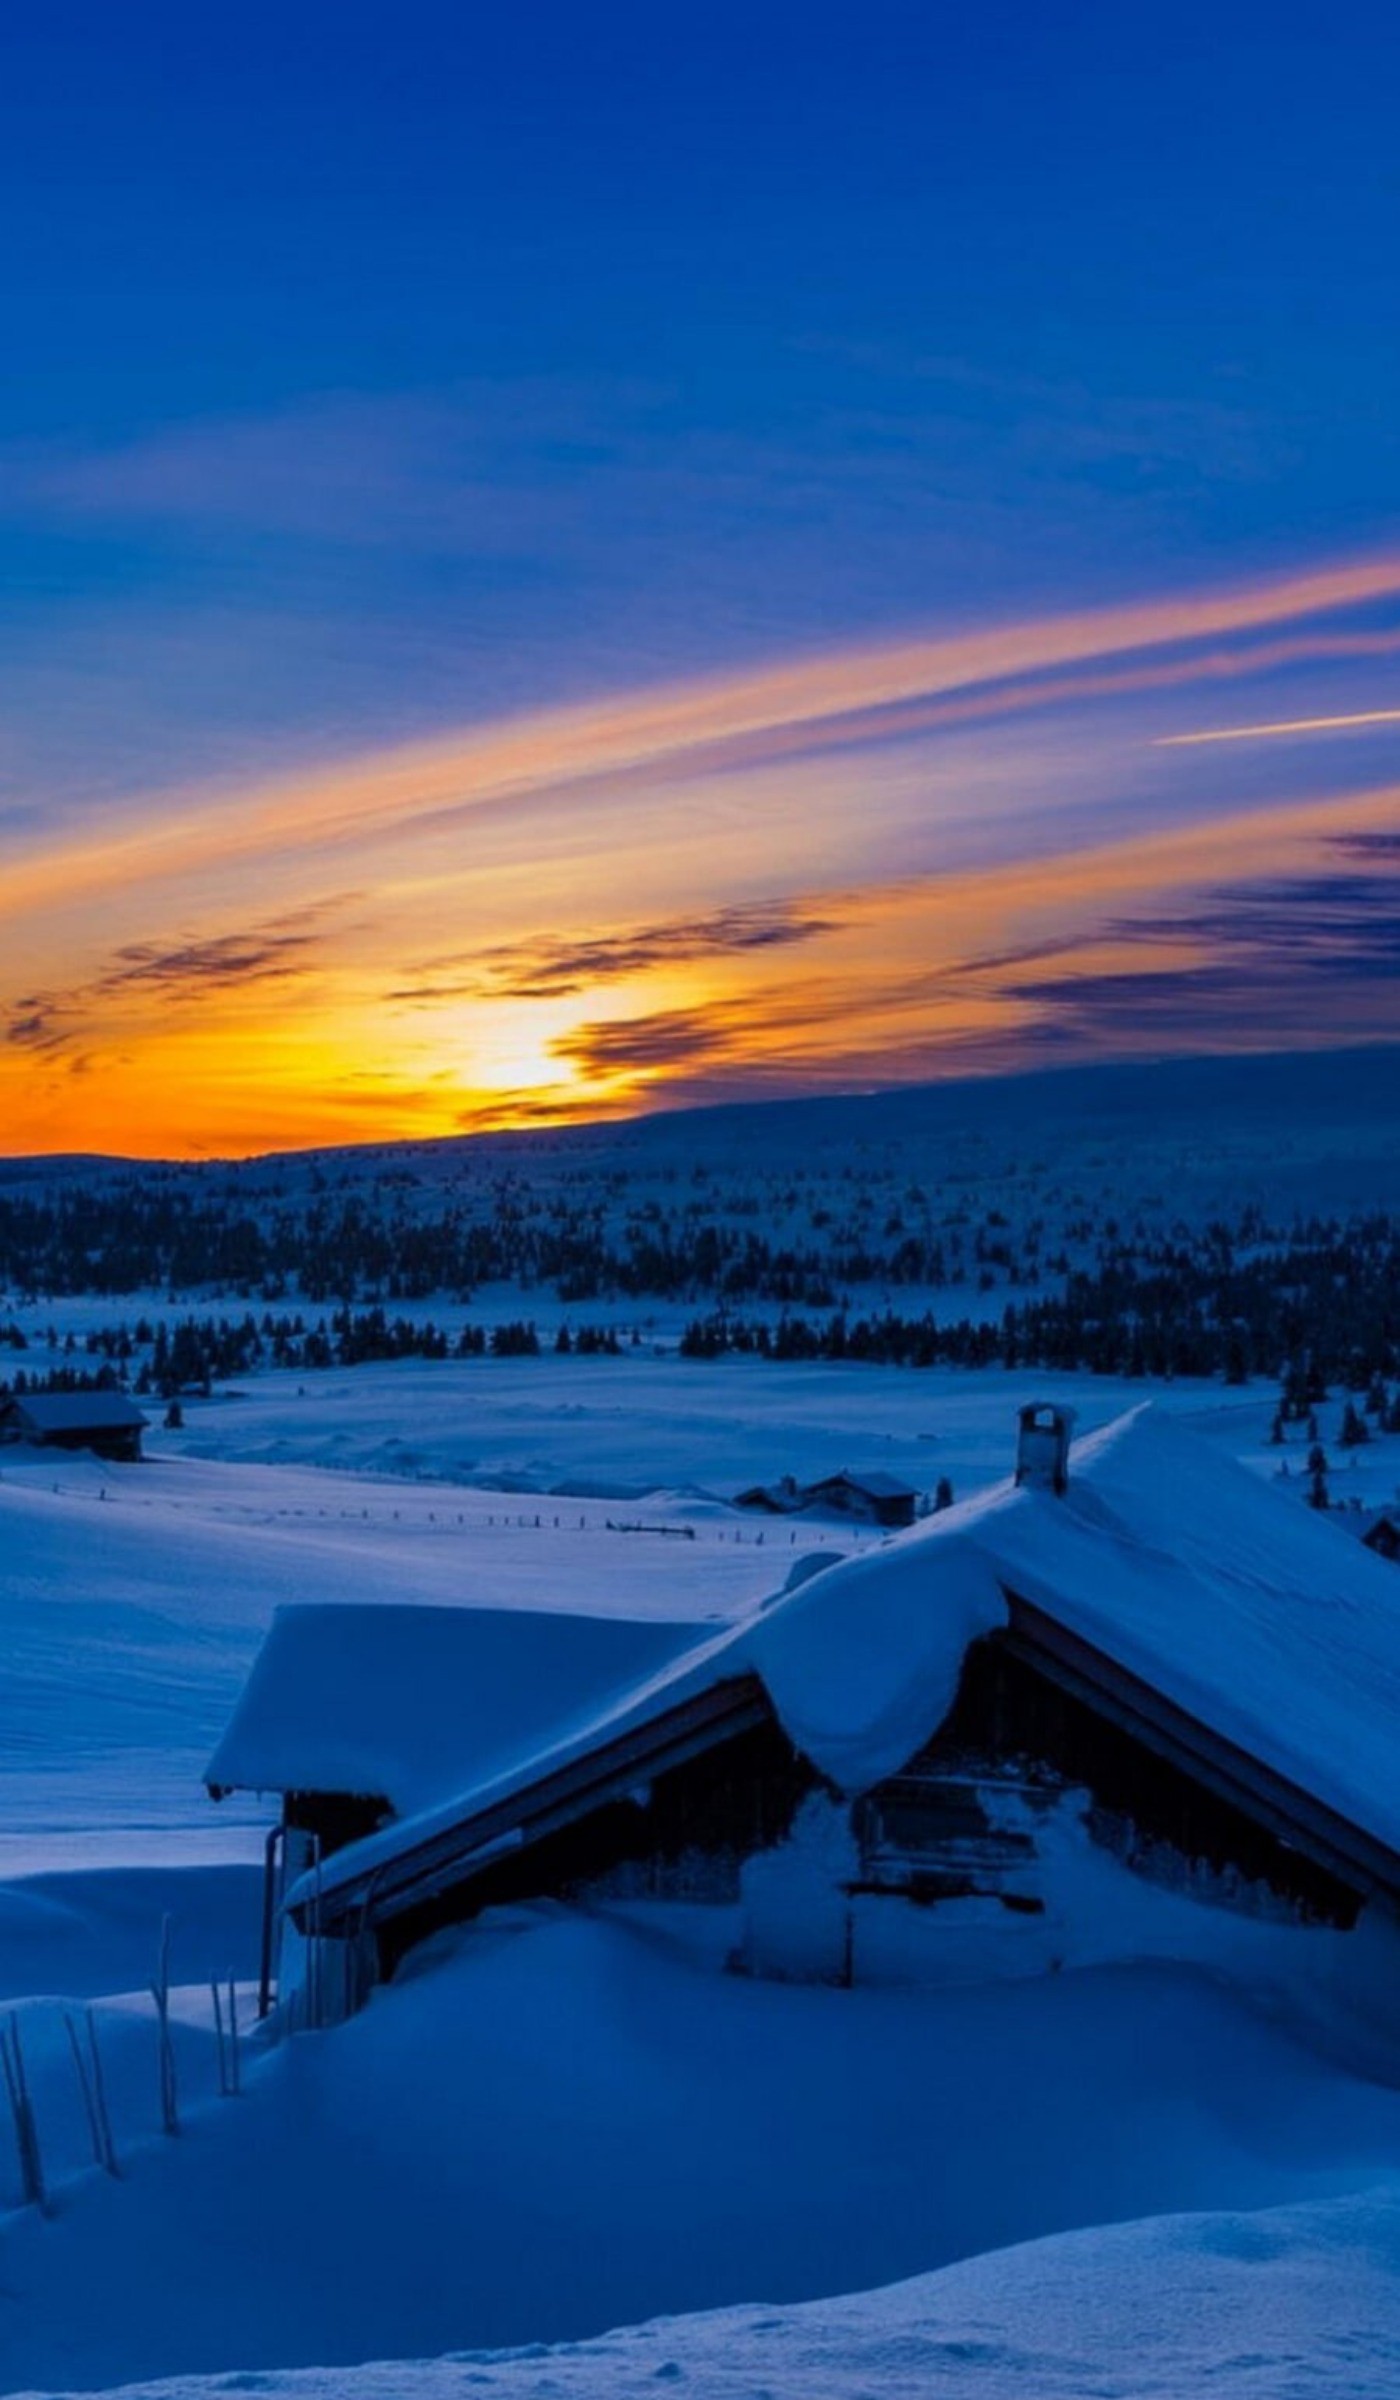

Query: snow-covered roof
[2,1391,147,1433]
[750,1405,1400,1837]
[207,1604,716,1814]
[289,1405,1400,1920]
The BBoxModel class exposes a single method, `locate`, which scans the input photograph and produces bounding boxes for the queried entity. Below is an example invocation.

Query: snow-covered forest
[7,1049,1400,1398]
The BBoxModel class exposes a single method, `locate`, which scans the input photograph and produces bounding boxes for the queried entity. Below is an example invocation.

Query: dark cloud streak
[549,832,1400,1100]
[389,900,840,1007]
[4,922,325,1063]
[99,931,319,996]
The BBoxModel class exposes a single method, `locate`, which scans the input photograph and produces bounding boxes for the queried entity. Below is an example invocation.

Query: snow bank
[5,1904,1400,2394]
[0,1864,260,2004]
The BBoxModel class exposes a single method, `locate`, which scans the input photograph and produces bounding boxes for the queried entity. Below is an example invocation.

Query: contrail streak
[1158,708,1400,748]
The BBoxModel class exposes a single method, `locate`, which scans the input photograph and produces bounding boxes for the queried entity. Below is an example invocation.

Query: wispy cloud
[979,848,1400,1052]
[547,816,1400,1101]
[5,917,327,1067]
[1332,831,1400,856]
[5,548,1400,1153]
[99,929,320,998]
[5,996,70,1054]
[5,547,1400,931]
[392,901,840,1004]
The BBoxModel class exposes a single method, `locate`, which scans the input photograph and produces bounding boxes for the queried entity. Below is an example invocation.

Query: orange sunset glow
[5,550,1400,1157]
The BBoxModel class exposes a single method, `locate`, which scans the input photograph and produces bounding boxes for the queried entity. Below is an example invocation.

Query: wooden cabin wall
[40,1426,143,1462]
[351,1630,1366,1994]
[377,1716,820,1979]
[901,1637,1362,1928]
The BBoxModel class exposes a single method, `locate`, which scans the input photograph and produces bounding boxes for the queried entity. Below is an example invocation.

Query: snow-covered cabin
[801,1469,919,1529]
[206,1604,716,2007]
[215,1403,1400,2020]
[734,1469,918,1527]
[0,1390,146,1462]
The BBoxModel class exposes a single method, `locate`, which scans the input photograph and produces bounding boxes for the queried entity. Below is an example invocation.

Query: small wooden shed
[0,1390,147,1462]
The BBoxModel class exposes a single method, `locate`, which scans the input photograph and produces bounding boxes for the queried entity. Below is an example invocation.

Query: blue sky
[4,3,1400,1149]
[6,3,1398,768]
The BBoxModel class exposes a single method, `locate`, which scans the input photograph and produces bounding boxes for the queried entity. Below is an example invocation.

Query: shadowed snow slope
[32,2185,1400,2400]
[0,1863,260,2003]
[0,1450,783,1861]
[4,1905,1400,2393]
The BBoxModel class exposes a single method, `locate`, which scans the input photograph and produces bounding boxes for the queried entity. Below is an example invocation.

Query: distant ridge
[4,1040,1400,1179]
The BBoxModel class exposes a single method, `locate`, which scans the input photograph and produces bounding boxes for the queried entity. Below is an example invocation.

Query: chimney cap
[1015,1401,1076,1495]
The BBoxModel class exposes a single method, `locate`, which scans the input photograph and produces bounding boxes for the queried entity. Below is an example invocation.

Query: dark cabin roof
[283,1408,1400,1937]
[2,1392,147,1435]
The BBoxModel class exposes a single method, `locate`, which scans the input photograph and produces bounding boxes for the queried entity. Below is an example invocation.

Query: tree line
[681,1218,1400,1386]
[0,1308,632,1400]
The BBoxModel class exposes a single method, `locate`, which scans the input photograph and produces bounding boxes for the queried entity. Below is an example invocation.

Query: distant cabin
[802,1470,918,1530]
[735,1469,918,1529]
[0,1391,146,1463]
[213,1402,1400,2026]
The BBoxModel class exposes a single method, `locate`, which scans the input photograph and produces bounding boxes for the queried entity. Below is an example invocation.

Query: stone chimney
[1015,1401,1076,1496]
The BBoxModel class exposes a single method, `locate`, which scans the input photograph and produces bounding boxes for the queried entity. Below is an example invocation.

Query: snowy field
[2,1356,1400,2394]
[7,1064,1400,2400]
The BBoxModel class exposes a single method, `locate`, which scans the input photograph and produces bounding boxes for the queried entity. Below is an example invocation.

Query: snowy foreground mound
[31,2186,1400,2400]
[6,1908,1400,2395]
